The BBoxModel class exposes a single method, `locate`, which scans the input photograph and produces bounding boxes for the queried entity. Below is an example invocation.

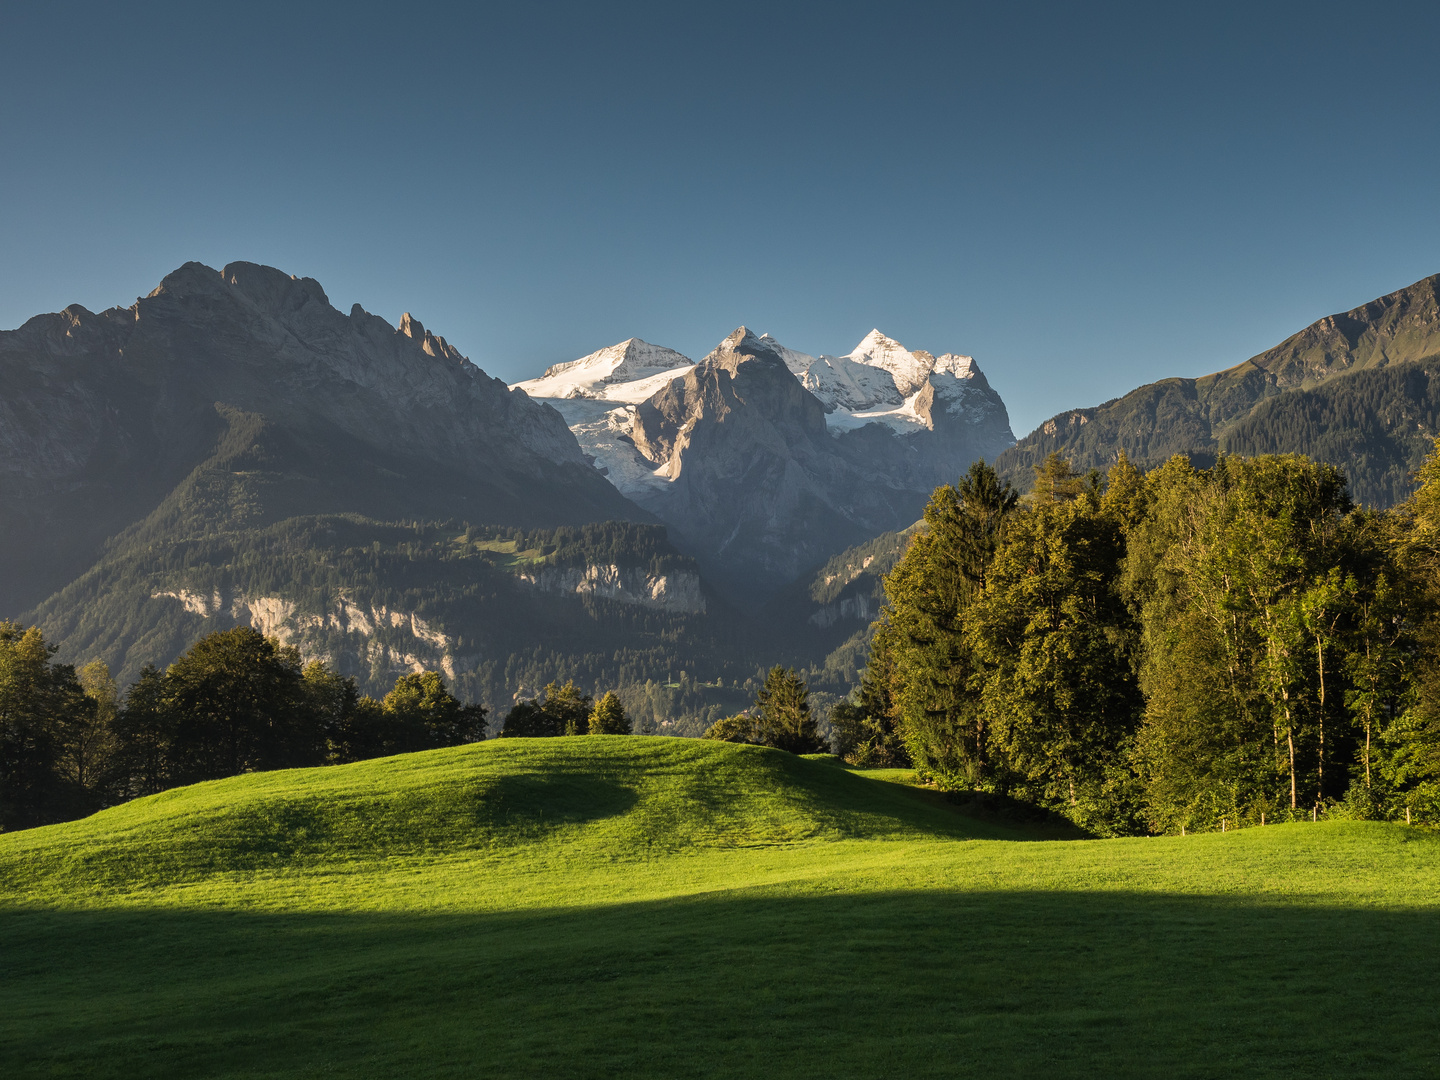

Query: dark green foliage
[700,713,762,744]
[381,672,488,750]
[752,667,827,754]
[881,461,1019,787]
[967,476,1143,831]
[588,691,631,735]
[0,623,95,829]
[1378,438,1440,818]
[497,701,554,739]
[141,627,312,786]
[500,680,594,737]
[829,695,908,767]
[548,681,595,736]
[857,444,1440,833]
[1220,363,1440,507]
[1028,451,1091,504]
[2,624,486,829]
[1123,455,1364,830]
[702,668,829,754]
[705,668,828,754]
[70,659,121,797]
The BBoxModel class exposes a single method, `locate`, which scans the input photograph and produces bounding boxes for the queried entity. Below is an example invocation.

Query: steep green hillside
[997,274,1440,503]
[27,508,758,715]
[1219,362,1440,505]
[2,738,1437,1078]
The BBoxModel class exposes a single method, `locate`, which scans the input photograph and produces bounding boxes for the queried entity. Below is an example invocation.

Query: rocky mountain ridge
[0,260,889,722]
[515,325,1013,591]
[516,563,705,614]
[0,260,643,613]
[995,273,1440,503]
[148,552,705,685]
[154,585,471,681]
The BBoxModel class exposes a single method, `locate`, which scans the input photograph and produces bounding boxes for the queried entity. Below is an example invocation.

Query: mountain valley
[2,262,980,726]
[8,260,1440,731]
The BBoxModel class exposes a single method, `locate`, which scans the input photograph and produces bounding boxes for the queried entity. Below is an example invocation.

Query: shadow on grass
[470,771,641,831]
[943,788,1095,838]
[3,888,1436,1079]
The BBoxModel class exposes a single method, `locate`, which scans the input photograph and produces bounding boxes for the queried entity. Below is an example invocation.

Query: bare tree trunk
[1316,635,1325,801]
[1287,716,1298,811]
[1365,719,1372,789]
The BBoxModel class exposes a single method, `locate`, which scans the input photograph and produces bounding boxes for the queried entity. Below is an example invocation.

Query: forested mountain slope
[996,274,1440,504]
[761,525,917,697]
[0,261,644,615]
[26,506,764,719]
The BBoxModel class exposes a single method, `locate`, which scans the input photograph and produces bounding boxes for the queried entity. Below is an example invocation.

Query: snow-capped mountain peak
[506,323,1013,596]
[513,338,693,403]
[847,329,934,398]
[509,325,1011,506]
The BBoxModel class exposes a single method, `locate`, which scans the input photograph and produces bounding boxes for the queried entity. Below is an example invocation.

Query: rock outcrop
[516,563,706,614]
[153,587,472,681]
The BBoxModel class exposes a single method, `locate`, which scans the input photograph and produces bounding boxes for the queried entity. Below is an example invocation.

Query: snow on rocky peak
[847,329,937,398]
[510,327,999,502]
[795,354,905,413]
[513,338,693,404]
[776,329,985,435]
[932,352,977,379]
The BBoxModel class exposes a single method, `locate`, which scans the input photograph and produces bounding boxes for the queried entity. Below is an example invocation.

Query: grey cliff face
[625,328,1012,594]
[0,261,645,613]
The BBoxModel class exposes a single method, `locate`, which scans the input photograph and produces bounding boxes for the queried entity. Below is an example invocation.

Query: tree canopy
[1,624,486,830]
[852,448,1440,833]
[703,666,827,754]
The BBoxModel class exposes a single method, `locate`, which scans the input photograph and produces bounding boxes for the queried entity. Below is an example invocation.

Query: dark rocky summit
[0,261,643,614]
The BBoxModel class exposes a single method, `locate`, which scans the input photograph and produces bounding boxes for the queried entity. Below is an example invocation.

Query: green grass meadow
[3,737,1438,1078]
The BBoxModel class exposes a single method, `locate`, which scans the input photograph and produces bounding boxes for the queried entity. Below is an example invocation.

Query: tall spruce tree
[753,666,826,754]
[0,623,92,830]
[881,460,1019,786]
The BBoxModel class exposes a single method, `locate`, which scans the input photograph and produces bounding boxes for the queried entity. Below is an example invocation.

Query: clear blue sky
[3,1,1438,436]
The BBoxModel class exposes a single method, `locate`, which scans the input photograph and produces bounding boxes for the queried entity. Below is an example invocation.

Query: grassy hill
[3,738,1438,1078]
